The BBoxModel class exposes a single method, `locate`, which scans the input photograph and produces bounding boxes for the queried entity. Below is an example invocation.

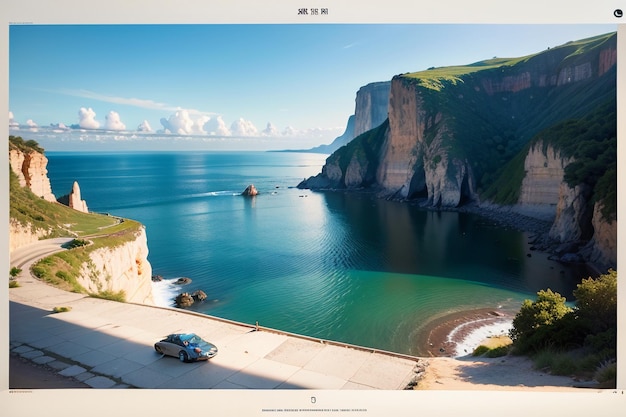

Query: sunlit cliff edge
[9,137,154,305]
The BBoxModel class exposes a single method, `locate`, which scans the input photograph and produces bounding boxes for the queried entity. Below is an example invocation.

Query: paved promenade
[9,240,421,389]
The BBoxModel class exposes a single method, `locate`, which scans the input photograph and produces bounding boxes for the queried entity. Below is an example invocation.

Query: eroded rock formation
[242,184,259,196]
[68,181,89,213]
[9,147,56,202]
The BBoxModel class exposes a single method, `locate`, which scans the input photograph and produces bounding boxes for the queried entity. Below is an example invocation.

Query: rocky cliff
[518,142,573,207]
[299,32,617,270]
[9,147,56,202]
[354,81,391,137]
[298,81,390,154]
[9,136,155,304]
[9,218,50,252]
[77,227,155,305]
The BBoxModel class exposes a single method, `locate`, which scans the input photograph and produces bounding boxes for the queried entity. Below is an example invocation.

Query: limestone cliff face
[354,81,391,137]
[518,142,573,207]
[548,182,592,243]
[302,33,616,211]
[376,78,475,206]
[9,148,56,202]
[584,201,617,271]
[9,219,50,252]
[77,227,155,305]
[375,79,423,196]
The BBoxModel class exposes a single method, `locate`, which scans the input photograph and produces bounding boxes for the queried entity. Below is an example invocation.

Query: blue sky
[9,24,616,151]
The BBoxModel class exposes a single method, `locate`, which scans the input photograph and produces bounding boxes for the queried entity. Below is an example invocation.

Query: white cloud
[104,111,126,131]
[78,107,100,129]
[137,120,152,132]
[282,126,298,137]
[230,118,259,137]
[9,111,18,127]
[192,115,211,135]
[204,116,231,136]
[160,110,195,135]
[262,122,279,136]
[50,122,70,132]
[25,119,38,132]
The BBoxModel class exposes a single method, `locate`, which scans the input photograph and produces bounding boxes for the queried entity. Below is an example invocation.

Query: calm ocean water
[46,151,587,355]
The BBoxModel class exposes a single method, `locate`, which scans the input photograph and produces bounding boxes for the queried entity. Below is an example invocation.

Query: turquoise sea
[46,151,588,355]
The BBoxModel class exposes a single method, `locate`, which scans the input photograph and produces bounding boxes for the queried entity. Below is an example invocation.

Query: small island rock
[242,184,259,196]
[191,290,207,301]
[175,292,194,308]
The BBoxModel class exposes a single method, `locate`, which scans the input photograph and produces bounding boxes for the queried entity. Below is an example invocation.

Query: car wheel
[155,345,162,354]
[179,351,189,363]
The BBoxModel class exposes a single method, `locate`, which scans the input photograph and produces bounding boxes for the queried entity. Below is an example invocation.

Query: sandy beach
[415,308,514,358]
[410,308,594,390]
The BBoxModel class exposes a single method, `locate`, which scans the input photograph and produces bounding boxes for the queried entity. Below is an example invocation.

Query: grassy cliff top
[10,142,146,298]
[400,32,616,91]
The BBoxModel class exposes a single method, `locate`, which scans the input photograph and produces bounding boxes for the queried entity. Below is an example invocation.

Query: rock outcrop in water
[299,32,617,272]
[242,184,259,196]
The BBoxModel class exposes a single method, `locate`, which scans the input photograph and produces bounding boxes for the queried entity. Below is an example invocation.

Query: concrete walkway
[9,241,422,389]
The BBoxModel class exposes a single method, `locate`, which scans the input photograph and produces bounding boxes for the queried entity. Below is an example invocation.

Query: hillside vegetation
[9,136,143,299]
[483,97,617,222]
[399,32,616,197]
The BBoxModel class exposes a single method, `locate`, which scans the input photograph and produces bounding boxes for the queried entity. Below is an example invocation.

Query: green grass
[10,138,146,298]
[530,348,615,385]
[89,290,127,303]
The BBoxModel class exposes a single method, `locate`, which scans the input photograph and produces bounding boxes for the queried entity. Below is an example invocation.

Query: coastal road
[10,237,74,270]
[8,239,421,390]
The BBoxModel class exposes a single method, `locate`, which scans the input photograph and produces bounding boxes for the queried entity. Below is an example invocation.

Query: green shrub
[484,345,510,358]
[52,306,72,313]
[509,289,572,354]
[472,345,490,356]
[10,267,22,277]
[9,280,20,288]
[32,265,46,279]
[594,360,616,385]
[64,239,89,249]
[91,290,126,303]
[574,269,617,334]
[55,270,72,282]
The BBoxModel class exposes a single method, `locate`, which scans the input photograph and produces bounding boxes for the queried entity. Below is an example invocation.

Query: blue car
[154,333,218,363]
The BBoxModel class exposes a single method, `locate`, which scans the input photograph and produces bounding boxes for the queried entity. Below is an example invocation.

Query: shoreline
[414,307,515,358]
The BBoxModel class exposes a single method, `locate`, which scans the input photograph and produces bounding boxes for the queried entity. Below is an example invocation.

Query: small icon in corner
[614,9,623,18]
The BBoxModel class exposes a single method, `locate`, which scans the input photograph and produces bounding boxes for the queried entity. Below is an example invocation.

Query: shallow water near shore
[46,151,590,356]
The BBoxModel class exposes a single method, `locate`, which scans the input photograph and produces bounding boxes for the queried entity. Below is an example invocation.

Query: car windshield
[180,334,203,344]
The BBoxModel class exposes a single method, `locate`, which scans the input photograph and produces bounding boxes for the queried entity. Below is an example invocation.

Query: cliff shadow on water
[317,190,590,300]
